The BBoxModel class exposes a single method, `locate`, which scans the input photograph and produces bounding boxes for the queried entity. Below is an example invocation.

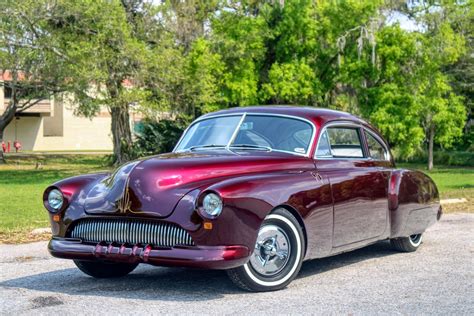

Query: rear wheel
[390,234,423,252]
[227,208,305,292]
[74,260,138,278]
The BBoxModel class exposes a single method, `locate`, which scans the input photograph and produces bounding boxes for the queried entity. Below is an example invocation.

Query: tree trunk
[0,99,17,164]
[110,102,132,166]
[428,124,435,171]
[0,129,5,164]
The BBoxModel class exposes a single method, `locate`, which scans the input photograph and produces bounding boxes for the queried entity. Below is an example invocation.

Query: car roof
[199,105,368,127]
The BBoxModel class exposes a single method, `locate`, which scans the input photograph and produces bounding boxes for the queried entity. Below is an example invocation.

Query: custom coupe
[44,106,441,291]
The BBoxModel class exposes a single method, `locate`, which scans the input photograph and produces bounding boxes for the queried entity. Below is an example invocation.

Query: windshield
[175,114,314,155]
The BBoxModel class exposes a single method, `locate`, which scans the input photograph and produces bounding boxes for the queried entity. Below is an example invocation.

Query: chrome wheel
[249,224,291,276]
[227,209,304,291]
[409,234,422,247]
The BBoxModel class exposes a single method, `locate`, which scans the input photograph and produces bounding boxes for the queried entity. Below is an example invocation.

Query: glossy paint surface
[44,106,441,269]
[315,159,390,248]
[48,238,249,269]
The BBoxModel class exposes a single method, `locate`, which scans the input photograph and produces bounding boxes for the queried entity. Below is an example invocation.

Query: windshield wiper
[189,144,227,151]
[229,144,272,151]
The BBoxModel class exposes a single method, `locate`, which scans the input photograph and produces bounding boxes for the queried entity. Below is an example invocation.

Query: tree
[444,2,474,151]
[212,0,382,107]
[384,2,467,169]
[210,2,268,106]
[47,0,154,165]
[359,27,425,158]
[0,0,69,163]
[143,1,223,118]
[325,2,468,170]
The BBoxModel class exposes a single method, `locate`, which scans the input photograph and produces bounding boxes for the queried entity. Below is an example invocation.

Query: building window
[4,86,12,98]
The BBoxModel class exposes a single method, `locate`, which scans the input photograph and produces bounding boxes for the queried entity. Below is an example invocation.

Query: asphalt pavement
[1,213,473,315]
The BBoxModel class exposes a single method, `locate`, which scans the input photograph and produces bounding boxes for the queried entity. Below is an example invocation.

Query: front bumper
[48,238,250,270]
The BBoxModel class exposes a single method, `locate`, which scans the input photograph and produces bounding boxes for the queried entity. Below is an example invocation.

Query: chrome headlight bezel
[47,188,64,212]
[201,192,223,218]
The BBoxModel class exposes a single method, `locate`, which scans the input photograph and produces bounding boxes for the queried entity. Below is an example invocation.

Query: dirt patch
[441,199,473,213]
[14,256,35,262]
[1,256,45,264]
[0,231,51,244]
[30,296,64,309]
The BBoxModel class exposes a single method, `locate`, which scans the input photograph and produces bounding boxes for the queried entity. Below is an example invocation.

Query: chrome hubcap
[249,225,290,276]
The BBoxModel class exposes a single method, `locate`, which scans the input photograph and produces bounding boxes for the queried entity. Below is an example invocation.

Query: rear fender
[389,169,441,238]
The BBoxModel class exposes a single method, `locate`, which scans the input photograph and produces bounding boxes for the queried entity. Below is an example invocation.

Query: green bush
[396,150,474,167]
[132,115,192,157]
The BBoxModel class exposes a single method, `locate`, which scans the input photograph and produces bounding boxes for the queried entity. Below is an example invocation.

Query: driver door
[314,124,389,247]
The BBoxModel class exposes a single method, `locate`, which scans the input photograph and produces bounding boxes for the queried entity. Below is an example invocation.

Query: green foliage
[0,0,71,145]
[397,150,474,167]
[132,115,192,157]
[48,0,150,114]
[361,24,466,157]
[0,0,470,167]
[185,39,225,115]
[211,5,268,105]
[261,60,317,104]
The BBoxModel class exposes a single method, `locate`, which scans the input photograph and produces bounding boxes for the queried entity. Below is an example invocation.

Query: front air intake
[69,218,194,247]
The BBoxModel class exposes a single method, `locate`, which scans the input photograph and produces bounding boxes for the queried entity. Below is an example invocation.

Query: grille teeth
[69,219,194,247]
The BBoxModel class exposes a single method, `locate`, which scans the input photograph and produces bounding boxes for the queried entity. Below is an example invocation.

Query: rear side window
[316,127,364,158]
[365,131,388,160]
[316,130,331,157]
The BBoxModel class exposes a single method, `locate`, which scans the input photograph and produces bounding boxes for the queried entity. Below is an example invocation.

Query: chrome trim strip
[174,112,317,158]
[226,112,247,151]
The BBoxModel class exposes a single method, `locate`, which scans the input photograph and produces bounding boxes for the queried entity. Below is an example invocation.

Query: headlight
[48,189,64,211]
[202,193,223,217]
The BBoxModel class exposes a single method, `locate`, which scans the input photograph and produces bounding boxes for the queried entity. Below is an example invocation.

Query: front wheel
[390,234,423,252]
[227,208,305,292]
[74,260,138,278]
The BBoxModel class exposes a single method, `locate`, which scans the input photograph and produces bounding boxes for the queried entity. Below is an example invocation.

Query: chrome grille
[69,218,194,247]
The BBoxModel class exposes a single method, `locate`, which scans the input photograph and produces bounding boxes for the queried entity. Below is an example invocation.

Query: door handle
[311,171,323,182]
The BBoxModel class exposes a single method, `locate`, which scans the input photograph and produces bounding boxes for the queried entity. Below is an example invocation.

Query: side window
[316,130,332,156]
[365,131,388,160]
[294,129,312,146]
[326,127,364,158]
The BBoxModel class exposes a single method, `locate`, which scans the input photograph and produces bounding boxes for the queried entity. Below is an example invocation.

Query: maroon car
[43,106,441,291]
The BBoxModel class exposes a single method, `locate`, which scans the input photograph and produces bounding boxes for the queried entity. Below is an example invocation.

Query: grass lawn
[0,155,472,243]
[0,155,111,243]
[397,163,474,213]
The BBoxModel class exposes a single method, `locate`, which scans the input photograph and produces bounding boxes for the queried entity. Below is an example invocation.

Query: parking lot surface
[1,213,473,315]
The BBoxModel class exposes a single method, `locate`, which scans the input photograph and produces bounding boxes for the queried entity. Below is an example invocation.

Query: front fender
[192,171,333,259]
[47,172,110,202]
[44,172,109,235]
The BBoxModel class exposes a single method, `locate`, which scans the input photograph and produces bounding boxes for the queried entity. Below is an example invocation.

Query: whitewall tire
[227,208,305,292]
[390,234,423,252]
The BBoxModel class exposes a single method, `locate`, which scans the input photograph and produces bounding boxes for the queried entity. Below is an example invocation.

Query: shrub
[396,150,474,167]
[132,115,192,157]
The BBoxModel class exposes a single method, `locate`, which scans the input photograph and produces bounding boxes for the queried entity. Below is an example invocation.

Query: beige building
[1,86,115,152]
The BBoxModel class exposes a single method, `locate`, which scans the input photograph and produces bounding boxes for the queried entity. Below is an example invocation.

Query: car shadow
[299,240,397,278]
[1,241,399,300]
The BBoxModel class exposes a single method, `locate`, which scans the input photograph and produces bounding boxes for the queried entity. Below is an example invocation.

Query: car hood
[83,150,314,218]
